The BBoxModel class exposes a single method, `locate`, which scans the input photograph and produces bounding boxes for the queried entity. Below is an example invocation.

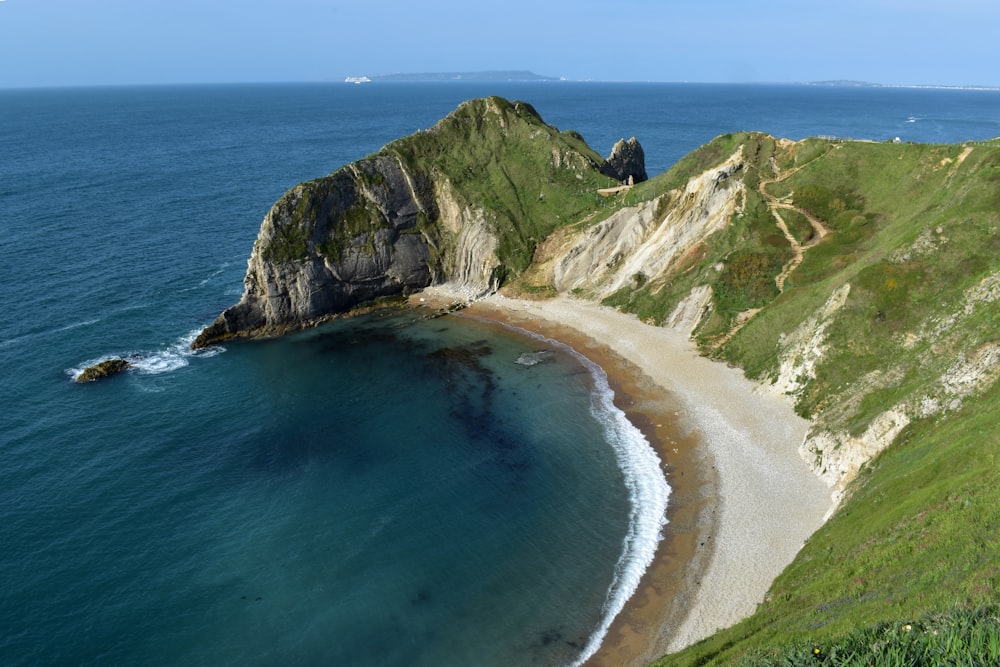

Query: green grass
[730,605,1000,666]
[384,97,616,273]
[599,133,793,328]
[594,136,1000,665]
[259,96,623,281]
[656,382,1000,666]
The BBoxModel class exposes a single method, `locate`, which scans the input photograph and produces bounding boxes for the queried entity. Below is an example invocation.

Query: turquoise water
[2,83,998,666]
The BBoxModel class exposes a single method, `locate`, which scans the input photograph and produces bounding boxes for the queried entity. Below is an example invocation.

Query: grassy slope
[259,97,620,281]
[385,97,618,276]
[659,384,1000,665]
[627,136,1000,664]
[600,132,793,327]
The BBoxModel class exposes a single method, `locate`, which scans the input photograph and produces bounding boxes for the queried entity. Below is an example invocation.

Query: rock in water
[76,358,131,383]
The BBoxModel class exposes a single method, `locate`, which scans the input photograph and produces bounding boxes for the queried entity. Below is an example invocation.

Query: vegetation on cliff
[589,135,1000,664]
[383,97,615,274]
[192,97,624,347]
[266,96,619,276]
[507,129,1000,664]
[199,96,1000,662]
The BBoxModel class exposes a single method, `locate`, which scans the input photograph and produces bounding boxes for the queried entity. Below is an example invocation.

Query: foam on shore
[485,321,671,667]
[455,292,833,665]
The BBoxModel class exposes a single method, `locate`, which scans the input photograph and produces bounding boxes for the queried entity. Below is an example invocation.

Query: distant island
[341,74,999,89]
[344,70,562,83]
[807,79,1000,91]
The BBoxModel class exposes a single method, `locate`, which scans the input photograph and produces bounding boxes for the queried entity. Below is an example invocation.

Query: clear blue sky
[1,0,997,88]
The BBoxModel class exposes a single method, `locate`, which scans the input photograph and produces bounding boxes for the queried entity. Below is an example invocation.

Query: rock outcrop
[193,97,641,348]
[193,158,438,346]
[601,137,647,184]
[76,358,131,382]
[548,151,744,298]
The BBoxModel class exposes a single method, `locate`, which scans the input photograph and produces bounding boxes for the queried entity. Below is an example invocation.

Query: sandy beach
[415,289,832,666]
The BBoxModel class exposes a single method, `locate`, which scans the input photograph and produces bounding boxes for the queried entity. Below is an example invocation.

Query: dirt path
[716,147,832,344]
[761,150,831,292]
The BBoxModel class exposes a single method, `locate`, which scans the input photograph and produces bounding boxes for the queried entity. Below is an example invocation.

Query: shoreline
[461,308,687,666]
[415,289,832,665]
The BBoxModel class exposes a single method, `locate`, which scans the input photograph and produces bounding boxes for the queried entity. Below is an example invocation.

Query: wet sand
[411,290,832,665]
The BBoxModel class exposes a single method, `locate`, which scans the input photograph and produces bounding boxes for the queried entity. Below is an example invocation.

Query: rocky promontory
[185,96,1000,662]
[192,97,643,348]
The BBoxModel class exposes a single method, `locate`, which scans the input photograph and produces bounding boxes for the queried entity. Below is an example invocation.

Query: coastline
[414,289,832,666]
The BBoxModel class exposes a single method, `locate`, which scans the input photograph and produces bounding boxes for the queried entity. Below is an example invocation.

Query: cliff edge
[192,97,641,348]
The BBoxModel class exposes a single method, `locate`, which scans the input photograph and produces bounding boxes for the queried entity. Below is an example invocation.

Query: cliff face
[193,104,1000,521]
[194,157,438,344]
[193,97,639,347]
[520,132,1000,510]
[550,152,743,298]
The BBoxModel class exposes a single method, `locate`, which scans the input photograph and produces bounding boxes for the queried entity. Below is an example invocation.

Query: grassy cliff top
[381,96,618,273]
[625,135,1000,664]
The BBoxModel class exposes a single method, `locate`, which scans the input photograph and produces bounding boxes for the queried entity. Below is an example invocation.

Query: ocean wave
[499,325,671,666]
[66,328,224,381]
[182,262,233,291]
[570,352,671,667]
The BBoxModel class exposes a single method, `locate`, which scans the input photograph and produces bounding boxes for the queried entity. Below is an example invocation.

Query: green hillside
[384,96,616,274]
[594,135,1000,664]
[211,94,1000,661]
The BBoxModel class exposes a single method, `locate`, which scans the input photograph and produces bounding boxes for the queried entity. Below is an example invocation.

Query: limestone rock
[192,97,614,348]
[601,137,647,184]
[551,150,745,297]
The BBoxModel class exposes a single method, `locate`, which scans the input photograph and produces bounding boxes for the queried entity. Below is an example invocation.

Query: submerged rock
[76,358,131,383]
[515,350,555,366]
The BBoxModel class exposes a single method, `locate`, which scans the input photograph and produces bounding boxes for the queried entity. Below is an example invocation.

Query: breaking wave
[499,324,671,666]
[66,328,224,381]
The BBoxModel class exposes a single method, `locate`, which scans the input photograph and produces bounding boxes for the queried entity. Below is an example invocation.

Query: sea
[2,82,998,667]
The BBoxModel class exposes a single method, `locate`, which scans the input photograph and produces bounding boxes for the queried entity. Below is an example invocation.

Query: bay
[2,82,998,666]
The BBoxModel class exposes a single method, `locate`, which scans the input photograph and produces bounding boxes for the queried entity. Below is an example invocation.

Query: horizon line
[2,78,999,92]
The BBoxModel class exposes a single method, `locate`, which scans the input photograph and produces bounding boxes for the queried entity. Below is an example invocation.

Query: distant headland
[344,70,563,83]
[341,74,999,89]
[806,79,1000,91]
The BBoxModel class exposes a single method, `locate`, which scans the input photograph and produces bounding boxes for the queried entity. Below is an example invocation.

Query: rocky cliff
[190,105,1000,658]
[192,97,641,347]
[515,131,1000,512]
[195,111,1000,511]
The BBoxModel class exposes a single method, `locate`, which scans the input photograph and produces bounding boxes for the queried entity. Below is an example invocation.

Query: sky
[1,0,998,88]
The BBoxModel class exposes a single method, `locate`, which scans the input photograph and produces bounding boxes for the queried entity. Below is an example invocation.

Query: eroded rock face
[550,150,745,298]
[192,97,614,348]
[601,137,647,184]
[193,160,438,347]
